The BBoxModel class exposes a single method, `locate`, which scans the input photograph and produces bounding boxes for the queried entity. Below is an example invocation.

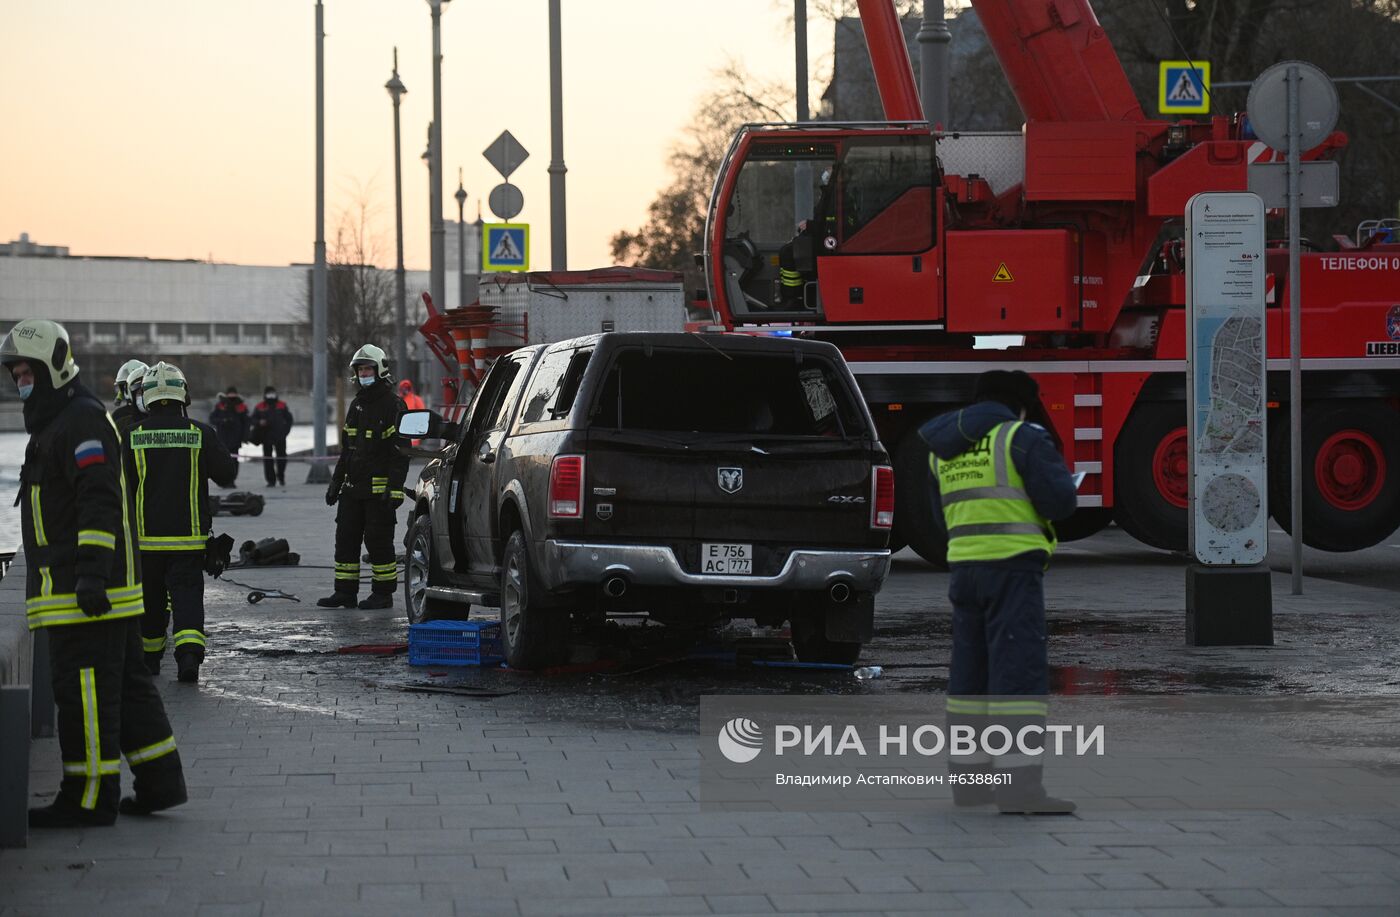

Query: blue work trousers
[947,564,1048,697]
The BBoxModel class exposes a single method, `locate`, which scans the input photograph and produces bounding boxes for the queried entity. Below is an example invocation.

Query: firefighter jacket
[125,411,239,552]
[18,384,143,630]
[112,403,143,439]
[331,379,409,500]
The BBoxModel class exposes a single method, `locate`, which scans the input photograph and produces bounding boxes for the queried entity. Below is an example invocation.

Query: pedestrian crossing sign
[1159,61,1210,114]
[484,223,529,271]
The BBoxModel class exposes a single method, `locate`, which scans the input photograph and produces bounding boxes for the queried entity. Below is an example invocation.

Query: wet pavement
[191,476,1400,733]
[6,476,1400,916]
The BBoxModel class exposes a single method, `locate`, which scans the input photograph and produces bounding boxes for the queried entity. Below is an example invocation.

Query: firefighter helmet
[349,343,391,381]
[115,358,149,405]
[0,319,79,384]
[142,361,190,406]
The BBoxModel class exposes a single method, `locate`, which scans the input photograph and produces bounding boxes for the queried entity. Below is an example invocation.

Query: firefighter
[252,385,294,487]
[318,344,408,610]
[777,220,814,308]
[111,358,148,437]
[3,320,187,828]
[127,361,238,682]
[920,370,1078,814]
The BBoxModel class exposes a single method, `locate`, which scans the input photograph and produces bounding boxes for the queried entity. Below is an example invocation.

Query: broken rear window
[589,347,867,437]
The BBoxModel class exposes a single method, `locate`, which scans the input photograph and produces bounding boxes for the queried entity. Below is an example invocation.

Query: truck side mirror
[398,410,433,437]
[397,409,459,441]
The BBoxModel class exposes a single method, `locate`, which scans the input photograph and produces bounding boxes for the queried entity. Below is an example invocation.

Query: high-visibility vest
[932,420,1056,564]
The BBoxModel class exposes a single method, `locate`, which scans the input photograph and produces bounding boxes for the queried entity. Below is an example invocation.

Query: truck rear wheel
[1113,402,1188,552]
[405,513,457,625]
[894,426,948,568]
[1270,401,1400,551]
[499,530,571,669]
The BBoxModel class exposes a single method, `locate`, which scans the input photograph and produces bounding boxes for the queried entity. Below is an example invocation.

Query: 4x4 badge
[718,467,743,494]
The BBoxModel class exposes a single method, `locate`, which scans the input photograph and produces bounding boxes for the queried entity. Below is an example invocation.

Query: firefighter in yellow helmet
[2,320,186,828]
[318,344,408,609]
[125,361,238,682]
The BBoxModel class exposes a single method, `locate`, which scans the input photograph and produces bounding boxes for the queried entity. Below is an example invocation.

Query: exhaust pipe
[829,580,853,604]
[602,576,628,599]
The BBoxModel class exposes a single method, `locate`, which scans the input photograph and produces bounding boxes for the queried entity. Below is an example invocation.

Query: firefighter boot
[144,652,161,676]
[357,594,393,610]
[28,800,118,829]
[176,654,200,684]
[119,768,189,816]
[317,591,358,608]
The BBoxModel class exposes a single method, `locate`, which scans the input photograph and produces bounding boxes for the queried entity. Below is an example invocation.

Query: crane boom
[969,0,1145,122]
[855,0,924,121]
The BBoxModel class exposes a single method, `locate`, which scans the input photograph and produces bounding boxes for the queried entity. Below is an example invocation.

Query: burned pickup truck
[398,332,893,669]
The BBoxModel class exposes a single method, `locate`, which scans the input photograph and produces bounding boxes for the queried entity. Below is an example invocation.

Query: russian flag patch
[74,440,106,469]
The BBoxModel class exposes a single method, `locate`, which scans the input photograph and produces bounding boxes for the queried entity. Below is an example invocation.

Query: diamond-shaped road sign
[483,130,529,180]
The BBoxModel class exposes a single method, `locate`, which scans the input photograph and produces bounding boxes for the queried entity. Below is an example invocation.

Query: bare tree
[610,65,793,301]
[300,182,396,436]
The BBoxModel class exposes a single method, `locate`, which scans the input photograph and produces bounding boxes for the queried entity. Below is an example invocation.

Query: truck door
[454,352,535,582]
[816,134,941,323]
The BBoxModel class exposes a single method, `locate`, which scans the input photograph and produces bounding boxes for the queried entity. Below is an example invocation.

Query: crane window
[838,136,936,253]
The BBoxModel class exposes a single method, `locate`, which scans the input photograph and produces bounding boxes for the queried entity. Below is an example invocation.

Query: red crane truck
[697,0,1400,563]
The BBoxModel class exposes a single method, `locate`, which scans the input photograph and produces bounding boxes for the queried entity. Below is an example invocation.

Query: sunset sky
[3,1,837,271]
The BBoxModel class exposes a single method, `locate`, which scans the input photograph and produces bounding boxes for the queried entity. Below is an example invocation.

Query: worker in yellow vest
[920,370,1078,814]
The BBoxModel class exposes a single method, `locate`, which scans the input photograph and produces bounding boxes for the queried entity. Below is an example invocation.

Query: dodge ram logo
[718,467,743,494]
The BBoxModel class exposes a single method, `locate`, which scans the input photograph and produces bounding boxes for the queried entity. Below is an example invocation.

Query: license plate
[701,543,752,575]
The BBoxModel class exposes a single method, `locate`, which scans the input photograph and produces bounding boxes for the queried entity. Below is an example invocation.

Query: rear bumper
[538,541,891,593]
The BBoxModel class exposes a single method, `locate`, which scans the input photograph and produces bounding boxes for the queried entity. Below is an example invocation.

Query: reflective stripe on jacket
[126,416,238,552]
[19,392,143,630]
[933,420,1056,564]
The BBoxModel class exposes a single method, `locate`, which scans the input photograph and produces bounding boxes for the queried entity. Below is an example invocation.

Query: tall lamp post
[455,172,468,307]
[427,1,449,335]
[385,49,408,383]
[309,0,330,484]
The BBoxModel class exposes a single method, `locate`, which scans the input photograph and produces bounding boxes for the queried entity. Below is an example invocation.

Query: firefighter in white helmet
[318,343,408,609]
[125,361,238,682]
[112,359,149,437]
[1,320,186,827]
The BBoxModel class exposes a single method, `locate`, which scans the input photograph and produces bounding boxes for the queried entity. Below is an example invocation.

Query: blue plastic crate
[408,619,504,667]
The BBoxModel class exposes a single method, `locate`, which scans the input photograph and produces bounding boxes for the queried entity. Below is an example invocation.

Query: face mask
[266,392,277,401]
[358,376,376,388]
[17,383,33,401]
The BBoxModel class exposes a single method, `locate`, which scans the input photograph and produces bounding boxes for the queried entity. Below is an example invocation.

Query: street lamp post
[385,49,408,384]
[455,172,468,307]
[309,0,330,484]
[427,1,449,332]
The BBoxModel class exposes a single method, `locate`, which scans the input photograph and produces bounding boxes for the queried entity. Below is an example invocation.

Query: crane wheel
[1269,400,1400,552]
[1112,402,1188,552]
[893,425,949,569]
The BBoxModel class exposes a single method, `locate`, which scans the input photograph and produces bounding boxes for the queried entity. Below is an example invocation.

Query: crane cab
[705,124,946,327]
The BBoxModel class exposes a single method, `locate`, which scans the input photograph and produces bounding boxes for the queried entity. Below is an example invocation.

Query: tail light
[548,455,585,518]
[870,465,894,529]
